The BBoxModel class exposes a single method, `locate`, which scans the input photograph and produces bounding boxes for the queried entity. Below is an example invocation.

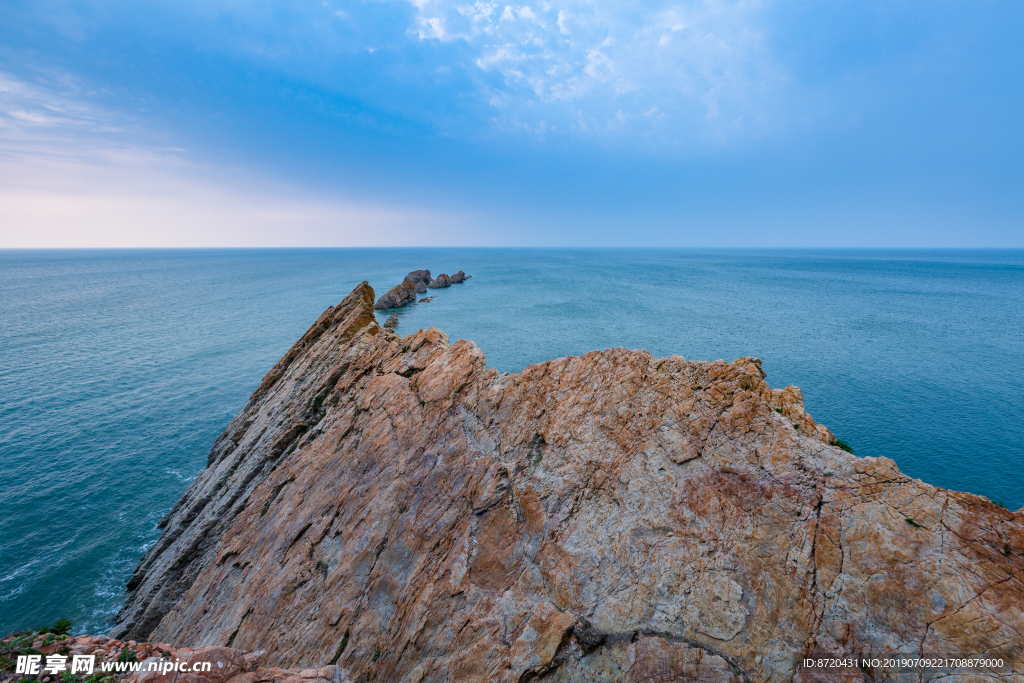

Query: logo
[15,654,96,675]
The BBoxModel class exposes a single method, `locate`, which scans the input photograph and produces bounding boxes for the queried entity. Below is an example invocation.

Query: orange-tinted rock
[178,646,249,683]
[426,273,451,288]
[622,637,739,683]
[112,283,1023,682]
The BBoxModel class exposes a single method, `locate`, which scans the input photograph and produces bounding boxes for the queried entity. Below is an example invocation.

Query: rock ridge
[113,283,1023,682]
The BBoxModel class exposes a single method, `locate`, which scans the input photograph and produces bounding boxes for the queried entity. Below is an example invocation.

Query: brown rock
[509,602,576,677]
[241,651,267,669]
[295,667,336,679]
[225,667,293,683]
[224,673,260,683]
[622,637,738,683]
[179,646,250,683]
[112,284,379,640]
[133,658,170,683]
[425,273,451,288]
[403,270,432,294]
[134,673,210,683]
[113,283,1024,682]
[373,279,417,309]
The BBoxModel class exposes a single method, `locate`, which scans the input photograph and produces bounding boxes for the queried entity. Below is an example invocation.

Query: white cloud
[0,72,472,247]
[406,0,786,142]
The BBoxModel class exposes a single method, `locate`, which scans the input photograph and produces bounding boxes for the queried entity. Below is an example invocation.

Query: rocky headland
[54,283,1024,681]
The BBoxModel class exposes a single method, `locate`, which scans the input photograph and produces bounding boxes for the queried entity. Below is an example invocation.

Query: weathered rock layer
[114,283,1023,682]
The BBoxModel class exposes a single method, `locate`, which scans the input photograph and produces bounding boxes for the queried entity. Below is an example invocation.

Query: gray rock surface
[449,270,469,283]
[426,273,451,288]
[373,279,417,309]
[404,270,431,293]
[383,313,398,328]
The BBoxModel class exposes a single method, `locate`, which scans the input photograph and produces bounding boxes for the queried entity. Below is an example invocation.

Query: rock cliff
[113,283,1023,682]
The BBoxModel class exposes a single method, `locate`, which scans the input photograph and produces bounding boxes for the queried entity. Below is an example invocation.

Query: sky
[0,0,1022,247]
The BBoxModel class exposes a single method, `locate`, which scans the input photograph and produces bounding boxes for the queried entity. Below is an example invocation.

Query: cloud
[0,72,472,247]
[405,0,787,142]
[2,0,799,149]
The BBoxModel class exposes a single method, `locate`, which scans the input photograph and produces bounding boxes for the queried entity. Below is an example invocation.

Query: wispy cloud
[0,70,133,162]
[0,71,472,247]
[13,0,790,146]
[405,0,787,141]
[2,0,1021,246]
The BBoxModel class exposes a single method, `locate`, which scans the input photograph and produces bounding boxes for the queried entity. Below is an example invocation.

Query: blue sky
[0,0,1021,246]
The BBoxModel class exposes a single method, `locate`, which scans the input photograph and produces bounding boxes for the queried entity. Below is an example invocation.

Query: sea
[1,248,1022,636]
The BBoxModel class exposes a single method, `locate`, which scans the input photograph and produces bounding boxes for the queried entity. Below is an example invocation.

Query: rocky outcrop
[373,280,416,310]
[114,283,1023,682]
[404,271,432,294]
[449,270,469,283]
[383,314,398,328]
[426,273,451,289]
[112,284,381,640]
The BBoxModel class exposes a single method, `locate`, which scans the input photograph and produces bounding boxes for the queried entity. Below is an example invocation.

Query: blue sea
[1,248,1022,636]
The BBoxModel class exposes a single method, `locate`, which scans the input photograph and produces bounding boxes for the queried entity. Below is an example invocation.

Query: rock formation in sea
[449,270,469,283]
[426,273,451,289]
[404,271,432,294]
[112,283,1024,682]
[373,280,417,310]
[383,314,398,328]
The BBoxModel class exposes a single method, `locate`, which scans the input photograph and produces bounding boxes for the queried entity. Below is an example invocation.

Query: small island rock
[373,280,417,310]
[404,270,432,293]
[383,313,398,328]
[426,273,451,288]
[449,270,470,283]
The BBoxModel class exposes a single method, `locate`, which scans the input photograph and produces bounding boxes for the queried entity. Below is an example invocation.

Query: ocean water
[1,248,1022,636]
